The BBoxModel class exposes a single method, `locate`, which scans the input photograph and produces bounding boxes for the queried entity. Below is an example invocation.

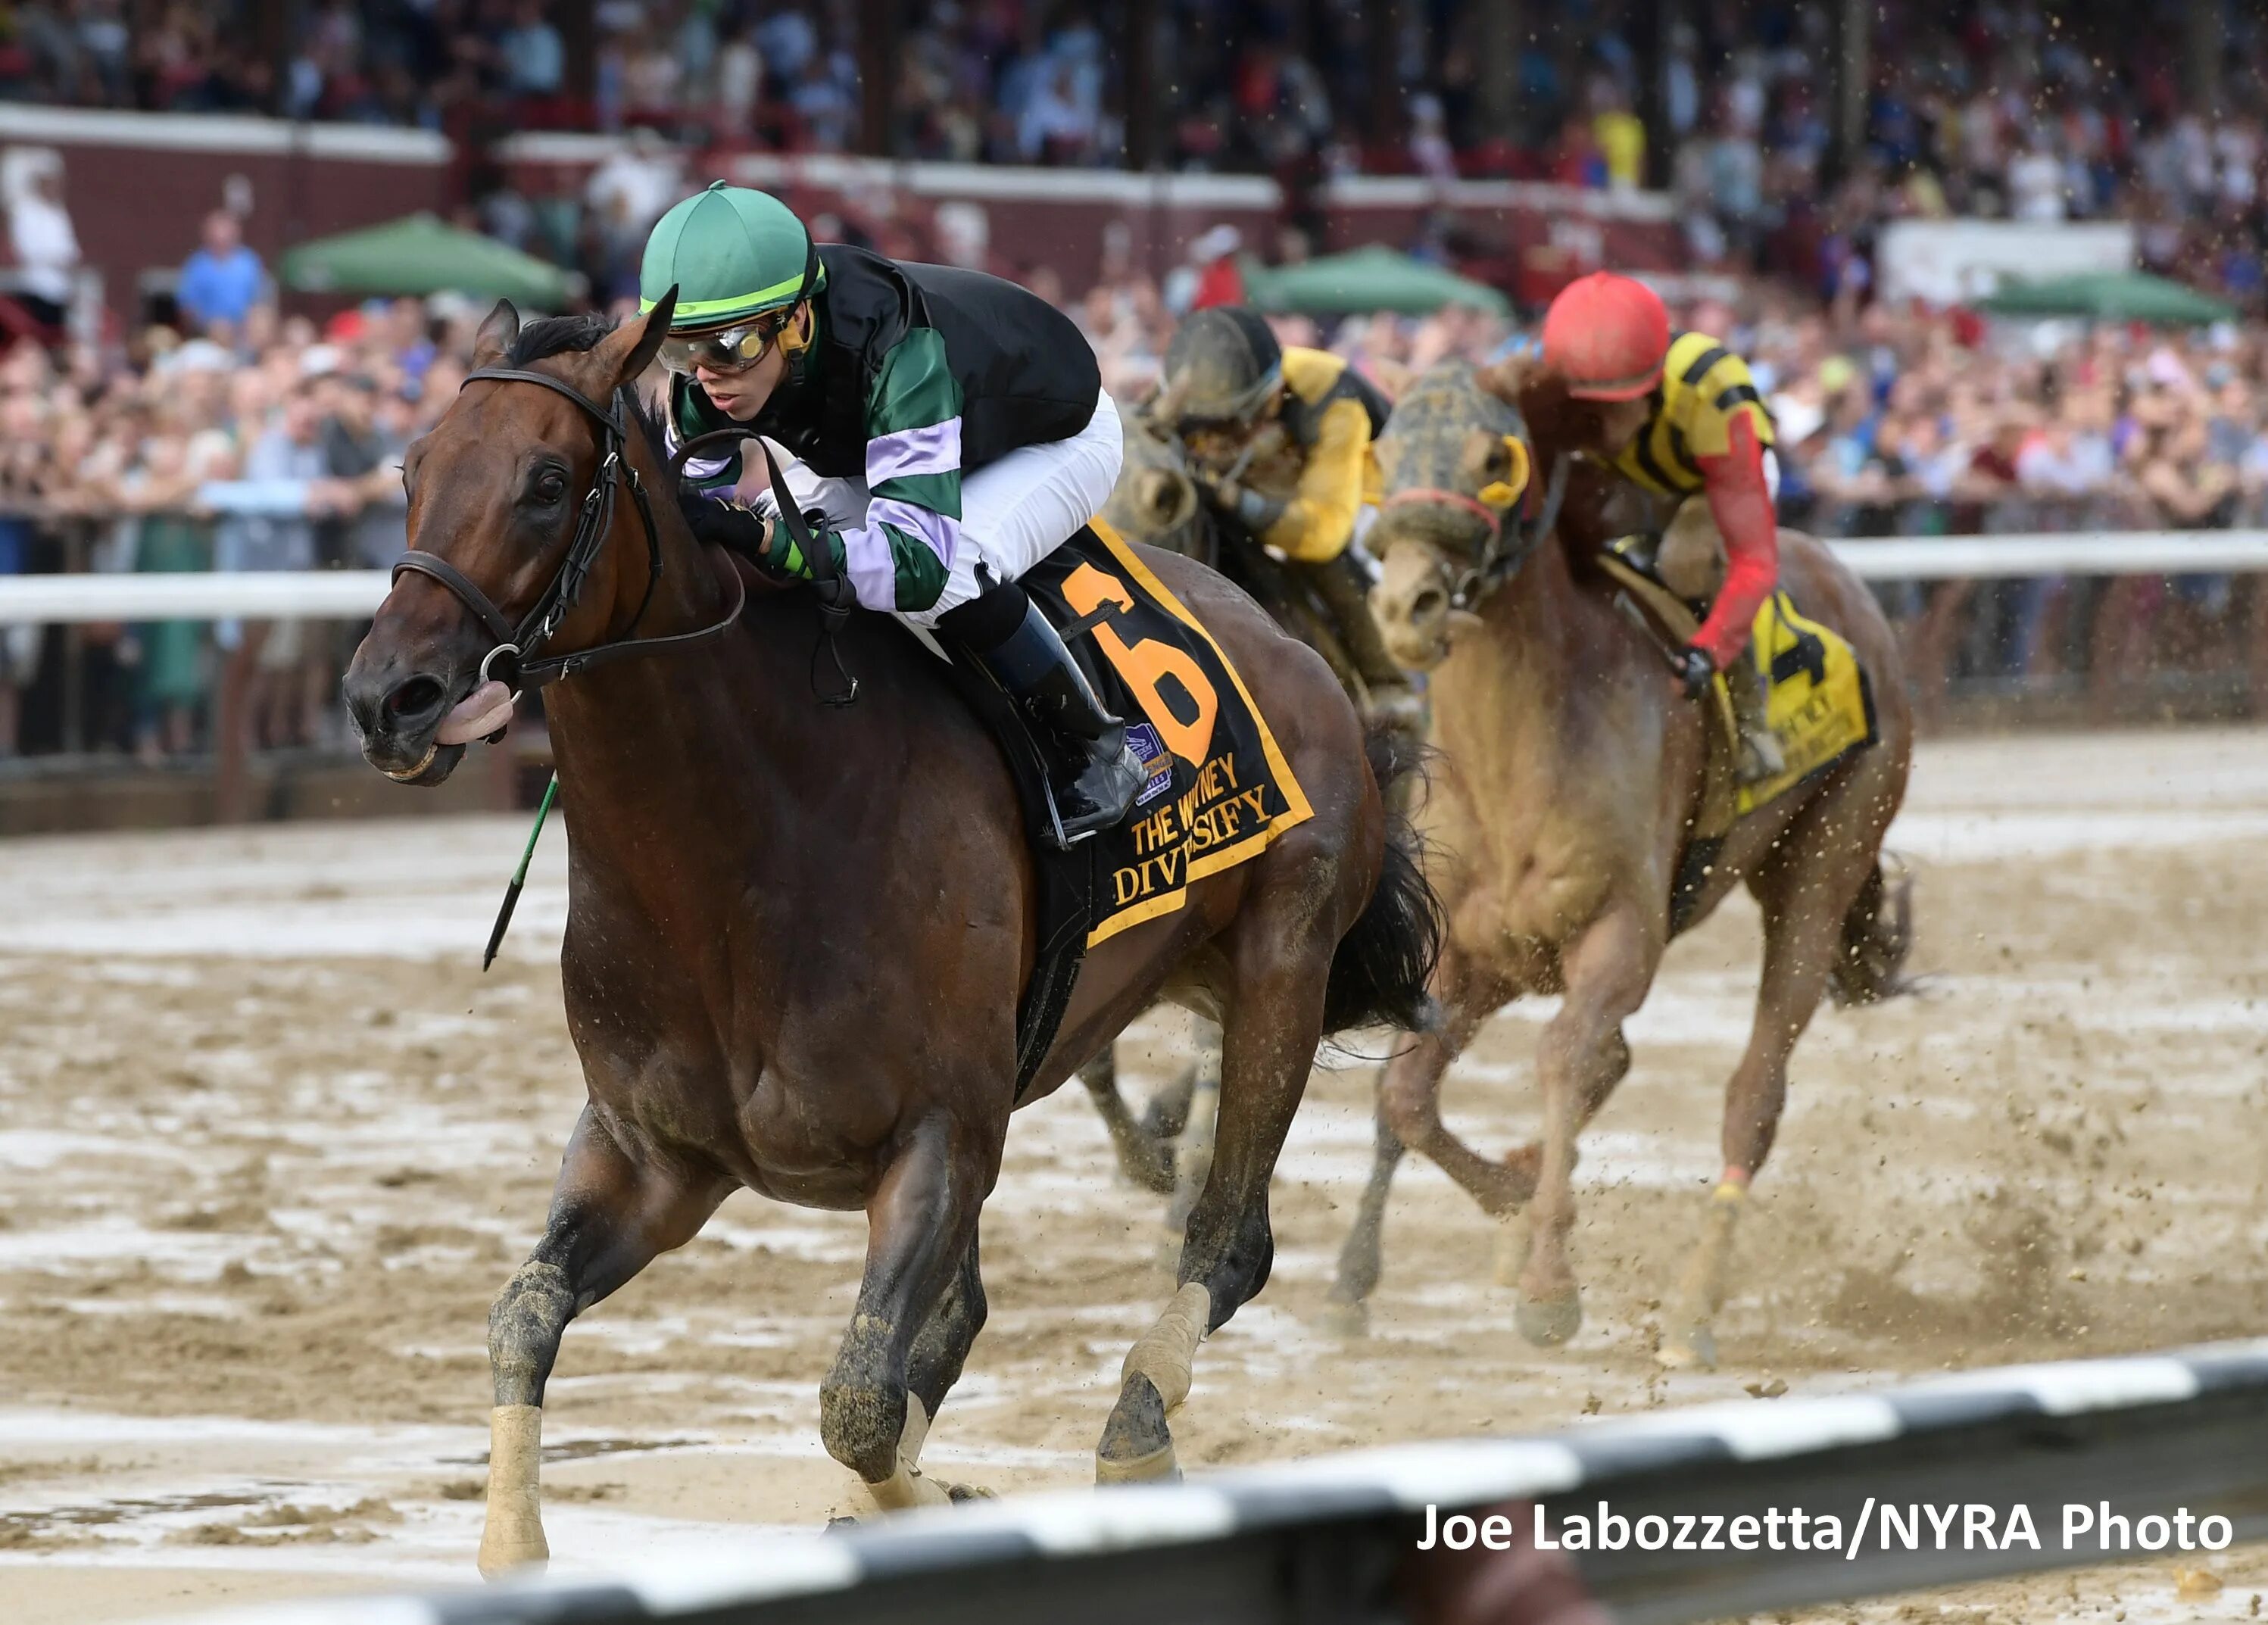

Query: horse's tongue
[436,679,515,745]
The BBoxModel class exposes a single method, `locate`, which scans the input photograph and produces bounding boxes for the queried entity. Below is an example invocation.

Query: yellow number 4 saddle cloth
[1593,533,1880,837]
[938,517,1315,1100]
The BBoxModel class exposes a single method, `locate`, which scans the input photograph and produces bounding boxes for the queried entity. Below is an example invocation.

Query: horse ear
[596,287,675,389]
[473,300,519,366]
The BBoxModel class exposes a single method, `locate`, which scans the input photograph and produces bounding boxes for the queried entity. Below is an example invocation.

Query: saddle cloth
[939,519,1314,1099]
[1593,535,1880,932]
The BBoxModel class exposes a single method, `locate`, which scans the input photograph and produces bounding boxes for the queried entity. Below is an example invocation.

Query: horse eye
[533,470,566,504]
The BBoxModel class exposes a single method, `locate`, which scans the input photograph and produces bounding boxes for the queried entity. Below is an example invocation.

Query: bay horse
[340,297,1437,1574]
[1078,407,1416,1238]
[1328,359,1914,1367]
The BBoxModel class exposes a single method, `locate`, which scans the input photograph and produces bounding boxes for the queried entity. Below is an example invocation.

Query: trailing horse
[1328,359,1914,1366]
[1079,406,1413,1221]
[340,298,1439,1574]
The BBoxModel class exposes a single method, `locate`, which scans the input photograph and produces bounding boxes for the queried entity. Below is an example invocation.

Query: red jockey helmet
[1540,271,1671,401]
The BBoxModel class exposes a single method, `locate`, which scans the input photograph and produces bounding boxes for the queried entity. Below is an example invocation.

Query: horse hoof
[1657,1325,1717,1371]
[1096,1372,1180,1485]
[1097,1443,1181,1485]
[1316,1296,1370,1339]
[1515,1290,1583,1347]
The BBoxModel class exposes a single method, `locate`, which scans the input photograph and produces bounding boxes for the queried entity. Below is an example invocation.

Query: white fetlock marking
[865,1393,952,1512]
[1492,1212,1527,1289]
[1122,1281,1211,1412]
[1667,1180,1749,1344]
[477,1404,548,1577]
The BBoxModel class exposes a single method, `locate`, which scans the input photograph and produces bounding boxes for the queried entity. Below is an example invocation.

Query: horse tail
[1321,728,1444,1037]
[1829,853,1916,1007]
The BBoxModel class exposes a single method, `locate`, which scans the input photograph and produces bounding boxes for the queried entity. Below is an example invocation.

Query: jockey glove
[676,489,776,566]
[1195,470,1287,537]
[1675,642,1717,699]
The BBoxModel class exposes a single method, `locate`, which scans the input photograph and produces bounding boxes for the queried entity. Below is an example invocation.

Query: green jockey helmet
[639,180,823,333]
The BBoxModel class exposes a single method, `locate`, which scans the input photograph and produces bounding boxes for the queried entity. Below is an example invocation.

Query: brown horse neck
[539,432,825,849]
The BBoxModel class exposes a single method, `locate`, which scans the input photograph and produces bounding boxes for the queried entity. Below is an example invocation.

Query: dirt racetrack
[3,727,2266,1623]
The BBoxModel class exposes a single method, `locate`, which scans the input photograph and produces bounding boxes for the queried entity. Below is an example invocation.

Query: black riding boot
[964,594,1147,844]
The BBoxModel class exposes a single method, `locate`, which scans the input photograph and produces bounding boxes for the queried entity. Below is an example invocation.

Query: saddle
[1592,534,1880,933]
[937,521,1314,1099]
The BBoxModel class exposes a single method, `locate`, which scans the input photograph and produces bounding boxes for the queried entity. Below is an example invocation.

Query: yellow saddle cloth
[1595,538,1879,836]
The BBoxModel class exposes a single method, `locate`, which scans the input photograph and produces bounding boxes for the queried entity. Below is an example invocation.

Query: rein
[392,366,747,701]
[668,423,860,706]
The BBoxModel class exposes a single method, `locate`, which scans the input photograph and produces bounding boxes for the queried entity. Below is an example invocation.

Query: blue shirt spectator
[177,211,267,333]
[500,0,566,96]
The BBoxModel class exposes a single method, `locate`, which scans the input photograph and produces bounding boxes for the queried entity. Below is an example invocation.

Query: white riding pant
[753,388,1124,630]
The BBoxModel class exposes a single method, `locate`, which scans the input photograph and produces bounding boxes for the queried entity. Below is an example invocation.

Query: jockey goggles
[657,308,800,376]
[657,235,821,376]
[1171,363,1284,433]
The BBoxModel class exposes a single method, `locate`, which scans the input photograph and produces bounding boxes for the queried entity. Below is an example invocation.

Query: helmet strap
[775,235,821,356]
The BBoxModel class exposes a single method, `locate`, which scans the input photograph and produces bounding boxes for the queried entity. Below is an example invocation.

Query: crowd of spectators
[0,285,467,761]
[5,3,2268,306]
[8,242,2267,764]
[1656,2,2268,313]
[1084,269,2268,725]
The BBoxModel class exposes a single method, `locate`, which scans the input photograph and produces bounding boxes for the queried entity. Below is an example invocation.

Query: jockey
[1527,271,1786,784]
[641,181,1143,841]
[1152,307,1419,731]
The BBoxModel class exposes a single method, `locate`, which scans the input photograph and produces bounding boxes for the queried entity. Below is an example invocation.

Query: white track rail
[160,1340,2268,1625]
[5,534,2266,625]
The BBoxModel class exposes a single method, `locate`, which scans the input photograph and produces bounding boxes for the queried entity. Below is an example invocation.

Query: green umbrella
[1979,270,2235,326]
[280,213,582,309]
[1245,245,1509,317]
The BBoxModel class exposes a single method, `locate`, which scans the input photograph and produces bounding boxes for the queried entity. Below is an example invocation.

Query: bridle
[1380,454,1568,612]
[391,365,747,704]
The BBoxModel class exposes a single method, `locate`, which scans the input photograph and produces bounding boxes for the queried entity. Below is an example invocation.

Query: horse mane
[1460,353,1623,570]
[1496,353,1596,465]
[501,311,681,497]
[507,311,617,365]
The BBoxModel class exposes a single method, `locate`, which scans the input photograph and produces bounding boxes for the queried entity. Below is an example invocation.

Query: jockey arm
[1206,395,1371,564]
[1258,395,1371,563]
[673,330,966,615]
[1687,409,1778,671]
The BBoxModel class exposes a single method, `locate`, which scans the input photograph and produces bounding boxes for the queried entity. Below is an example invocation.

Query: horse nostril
[386,675,446,722]
[1409,587,1446,625]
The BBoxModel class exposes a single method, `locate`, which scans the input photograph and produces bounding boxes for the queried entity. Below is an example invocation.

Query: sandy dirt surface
[2,728,2266,1622]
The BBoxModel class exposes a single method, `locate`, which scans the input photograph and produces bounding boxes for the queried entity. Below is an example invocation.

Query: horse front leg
[1374,941,1525,1213]
[481,1109,724,1577]
[1512,902,1656,1349]
[824,1112,994,1511]
[1158,1023,1222,1268]
[1660,801,1889,1369]
[1097,931,1325,1484]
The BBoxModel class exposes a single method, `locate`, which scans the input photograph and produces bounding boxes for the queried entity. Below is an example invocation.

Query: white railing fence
[8,532,2268,625]
[163,1339,2268,1625]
